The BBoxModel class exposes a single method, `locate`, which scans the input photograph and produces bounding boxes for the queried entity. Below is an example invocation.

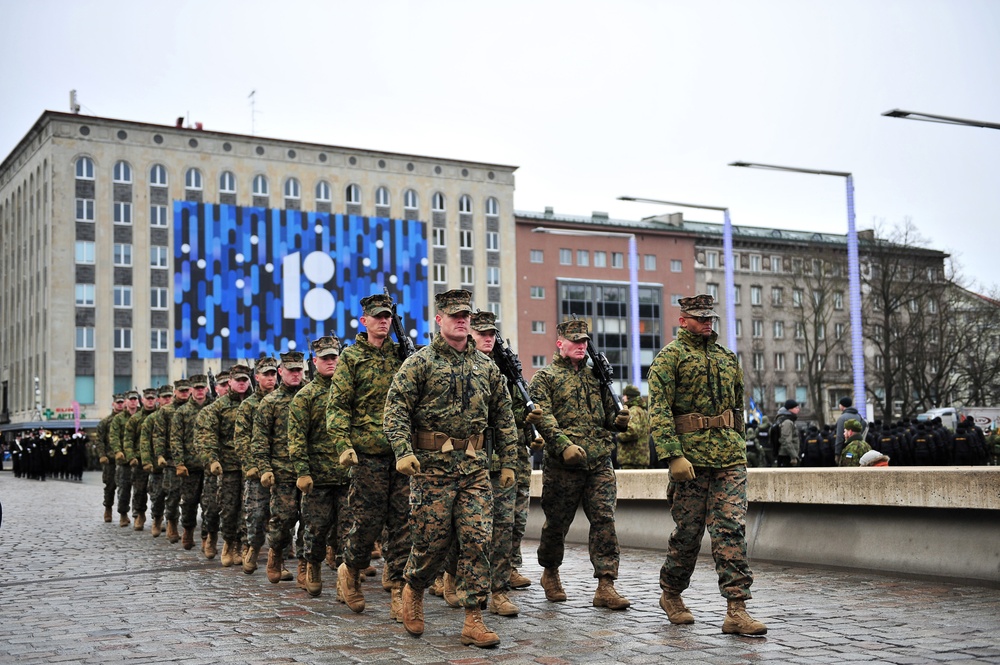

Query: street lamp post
[532,227,641,391]
[619,197,737,353]
[729,161,866,419]
[882,109,1000,131]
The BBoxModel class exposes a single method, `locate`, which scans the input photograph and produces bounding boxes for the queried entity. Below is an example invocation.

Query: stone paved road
[2,470,999,664]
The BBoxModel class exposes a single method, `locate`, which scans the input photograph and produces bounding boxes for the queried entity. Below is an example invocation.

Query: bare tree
[951,286,1000,406]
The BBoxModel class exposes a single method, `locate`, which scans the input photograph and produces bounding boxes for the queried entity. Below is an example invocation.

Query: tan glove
[395,454,421,476]
[245,466,260,481]
[530,436,545,452]
[499,468,516,489]
[525,408,543,426]
[339,449,359,467]
[209,461,223,476]
[614,408,630,429]
[99,455,109,465]
[296,475,314,494]
[157,455,167,468]
[669,456,696,482]
[175,464,189,477]
[562,444,587,466]
[142,463,153,472]
[260,471,275,488]
[114,451,125,462]
[129,457,139,467]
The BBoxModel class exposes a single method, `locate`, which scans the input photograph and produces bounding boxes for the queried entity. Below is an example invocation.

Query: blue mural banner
[173,202,429,359]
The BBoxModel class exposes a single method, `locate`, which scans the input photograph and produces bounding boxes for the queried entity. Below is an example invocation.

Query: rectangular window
[113,202,132,225]
[76,198,95,221]
[670,259,682,273]
[792,289,803,307]
[611,252,624,269]
[460,265,474,285]
[705,251,718,269]
[114,328,133,351]
[750,285,762,306]
[75,327,95,350]
[796,386,808,407]
[644,254,658,271]
[75,241,95,264]
[795,353,806,371]
[773,320,784,339]
[817,323,826,340]
[815,355,826,371]
[151,246,169,268]
[774,353,786,371]
[875,355,884,371]
[530,249,543,264]
[433,264,447,283]
[771,287,783,306]
[735,319,743,338]
[75,283,95,307]
[151,329,169,351]
[837,354,848,371]
[75,376,96,405]
[113,243,133,267]
[795,322,805,339]
[774,385,787,405]
[486,231,499,251]
[706,283,719,300]
[594,251,607,268]
[835,323,845,339]
[150,205,168,227]
[671,294,682,306]
[733,285,741,305]
[433,228,446,248]
[532,355,548,368]
[750,254,762,272]
[559,248,572,265]
[530,286,545,299]
[753,352,765,371]
[487,266,500,286]
[771,255,783,273]
[114,286,133,308]
[834,291,844,310]
[459,230,473,250]
[487,301,501,319]
[151,287,168,310]
[531,321,546,334]
[577,250,589,267]
[752,319,763,338]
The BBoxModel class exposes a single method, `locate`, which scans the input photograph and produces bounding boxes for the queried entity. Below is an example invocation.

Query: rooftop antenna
[249,90,257,136]
[69,90,81,114]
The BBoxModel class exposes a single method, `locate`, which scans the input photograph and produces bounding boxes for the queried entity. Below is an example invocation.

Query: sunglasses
[687,316,714,323]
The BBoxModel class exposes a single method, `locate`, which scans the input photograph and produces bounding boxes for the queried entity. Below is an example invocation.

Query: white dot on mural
[181,243,190,254]
[420,257,429,266]
[314,224,324,234]
[250,235,259,245]
[362,257,371,267]
[303,288,335,320]
[220,328,230,337]
[375,240,384,249]
[264,263,273,273]
[235,253,245,263]
[350,318,359,329]
[388,274,398,284]
[235,279,245,288]
[197,259,206,269]
[287,340,297,350]
[303,251,335,284]
[197,316,207,326]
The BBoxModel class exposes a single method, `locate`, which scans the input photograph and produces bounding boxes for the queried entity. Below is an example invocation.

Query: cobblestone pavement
[2,470,999,664]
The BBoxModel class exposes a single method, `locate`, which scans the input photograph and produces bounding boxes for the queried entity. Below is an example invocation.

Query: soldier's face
[436,311,471,344]
[557,337,588,362]
[230,376,251,395]
[280,366,304,386]
[362,312,392,340]
[471,329,496,353]
[257,370,278,391]
[313,354,339,377]
[113,400,125,412]
[192,386,209,403]
[127,396,140,412]
[680,315,715,337]
[159,395,173,406]
[216,383,230,396]
[142,396,156,409]
[175,388,190,401]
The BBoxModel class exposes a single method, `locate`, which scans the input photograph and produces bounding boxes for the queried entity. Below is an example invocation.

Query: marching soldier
[110,390,140,527]
[170,375,211,550]
[152,379,190,543]
[140,384,174,537]
[124,388,159,530]
[96,394,125,522]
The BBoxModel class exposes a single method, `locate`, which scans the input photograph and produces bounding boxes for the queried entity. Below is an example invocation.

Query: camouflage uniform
[124,390,158,521]
[139,386,172,524]
[509,387,534,575]
[152,381,189,527]
[529,320,628,581]
[95,396,123,512]
[327,296,408,586]
[647,295,753,601]
[234,360,277,552]
[618,386,651,469]
[110,392,140,521]
[170,377,210,536]
[290,337,350,568]
[384,291,518,609]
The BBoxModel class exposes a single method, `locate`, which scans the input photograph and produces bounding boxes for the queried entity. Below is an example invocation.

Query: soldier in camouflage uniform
[152,379,190,543]
[329,293,409,618]
[200,363,253,566]
[96,394,125,522]
[618,385,651,469]
[139,384,174,537]
[214,370,230,398]
[234,357,280,575]
[288,336,348,597]
[110,390,140,527]
[252,351,308,585]
[124,388,158,531]
[170,374,211,550]
[529,319,632,611]
[384,289,518,648]
[647,294,766,636]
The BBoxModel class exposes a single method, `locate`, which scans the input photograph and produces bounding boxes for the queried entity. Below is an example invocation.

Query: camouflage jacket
[491,370,534,473]
[234,389,269,473]
[169,398,209,469]
[109,409,136,462]
[123,407,155,463]
[529,353,623,470]
[138,409,161,469]
[384,333,517,476]
[197,392,247,473]
[251,382,304,483]
[290,374,349,486]
[95,411,118,458]
[648,327,746,468]
[617,402,651,469]
[151,399,185,465]
[327,333,402,457]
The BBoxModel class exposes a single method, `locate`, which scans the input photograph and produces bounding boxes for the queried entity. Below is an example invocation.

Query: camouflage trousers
[217,473,244,542]
[266,482,301,555]
[489,471,517,592]
[243,478,271,549]
[147,472,165,520]
[537,457,620,579]
[102,462,117,508]
[510,452,532,569]
[200,474,220,538]
[115,463,133,516]
[163,468,181,521]
[300,484,350,564]
[659,466,753,600]
[342,452,411,585]
[179,470,204,531]
[405,469,493,609]
[130,467,149,517]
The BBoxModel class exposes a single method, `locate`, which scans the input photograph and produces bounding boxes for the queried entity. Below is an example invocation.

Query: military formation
[7,429,88,481]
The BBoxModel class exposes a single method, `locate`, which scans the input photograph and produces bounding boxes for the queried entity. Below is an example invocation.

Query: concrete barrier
[524,467,1000,585]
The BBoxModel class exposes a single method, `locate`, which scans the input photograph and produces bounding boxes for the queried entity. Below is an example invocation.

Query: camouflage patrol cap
[679,294,718,318]
[255,357,279,373]
[216,370,230,384]
[311,336,341,358]
[556,319,591,342]
[113,393,125,403]
[228,364,251,381]
[142,388,158,399]
[126,389,140,399]
[844,419,863,433]
[280,350,306,370]
[158,384,174,397]
[434,288,473,315]
[623,384,641,399]
[470,309,499,332]
[361,293,393,316]
[189,374,208,388]
[174,379,191,390]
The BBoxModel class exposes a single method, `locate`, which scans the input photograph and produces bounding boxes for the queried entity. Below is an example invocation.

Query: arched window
[459,194,472,214]
[375,186,390,207]
[346,184,360,204]
[432,192,445,212]
[219,171,236,193]
[284,177,301,199]
[149,164,167,186]
[112,161,132,184]
[316,180,331,202]
[75,157,94,180]
[404,189,418,210]
[185,168,203,190]
[252,174,269,196]
[486,197,499,216]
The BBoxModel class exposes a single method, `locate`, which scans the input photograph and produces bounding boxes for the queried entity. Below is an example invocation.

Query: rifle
[585,337,625,414]
[207,368,218,400]
[246,357,258,393]
[384,288,417,360]
[493,334,542,444]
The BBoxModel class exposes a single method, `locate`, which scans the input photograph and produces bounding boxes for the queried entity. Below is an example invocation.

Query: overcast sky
[3,0,999,292]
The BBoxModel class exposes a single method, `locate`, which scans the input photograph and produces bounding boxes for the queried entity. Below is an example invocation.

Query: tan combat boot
[460,607,500,648]
[325,545,336,569]
[488,590,519,617]
[722,599,767,635]
[232,544,243,566]
[182,527,195,550]
[593,576,630,610]
[430,575,444,597]
[166,520,179,543]
[204,533,218,560]
[243,546,259,575]
[401,583,424,636]
[659,591,695,624]
[280,566,293,581]
[382,565,393,592]
[266,549,283,584]
[133,513,146,531]
[221,540,236,567]
[389,583,403,622]
[305,562,322,597]
[104,507,112,523]
[337,562,366,613]
[119,514,130,528]
[363,564,377,577]
[509,568,531,589]
[151,517,162,537]
[296,559,308,589]
[540,567,567,602]
[443,572,461,608]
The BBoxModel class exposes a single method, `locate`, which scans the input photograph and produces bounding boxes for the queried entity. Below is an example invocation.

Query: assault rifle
[493,334,542,444]
[384,288,417,360]
[207,368,218,400]
[585,337,625,414]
